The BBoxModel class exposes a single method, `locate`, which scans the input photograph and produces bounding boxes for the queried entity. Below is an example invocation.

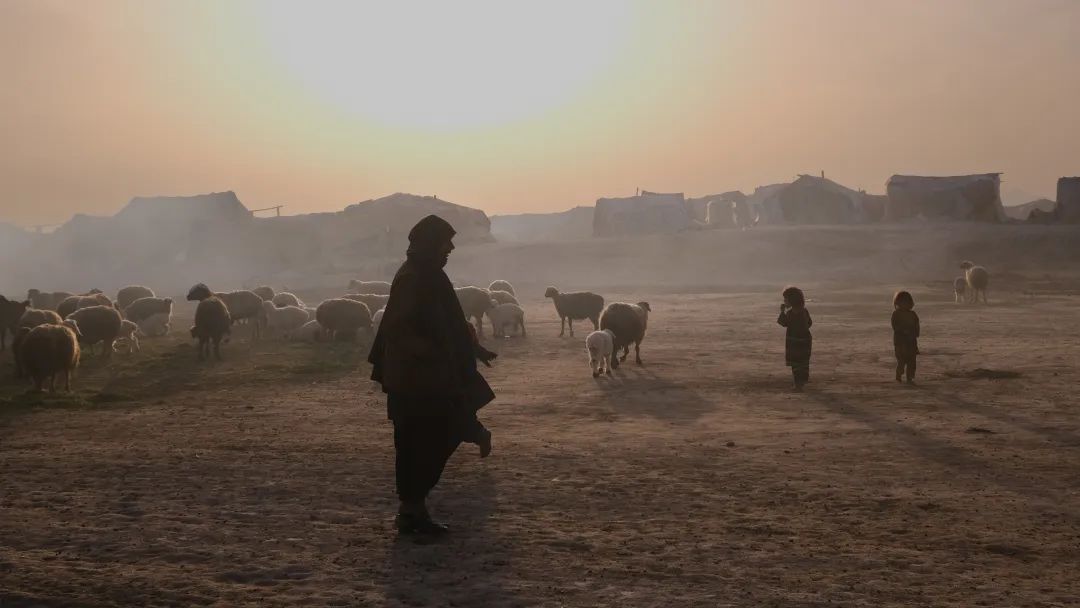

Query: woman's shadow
[382,466,512,607]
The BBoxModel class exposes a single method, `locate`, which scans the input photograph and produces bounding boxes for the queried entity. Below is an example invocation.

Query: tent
[592,192,692,237]
[885,174,1005,222]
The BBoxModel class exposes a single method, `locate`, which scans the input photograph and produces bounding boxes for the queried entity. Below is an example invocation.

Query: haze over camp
[2,2,1080,606]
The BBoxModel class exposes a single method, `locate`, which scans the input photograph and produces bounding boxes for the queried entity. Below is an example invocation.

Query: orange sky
[2,0,1078,225]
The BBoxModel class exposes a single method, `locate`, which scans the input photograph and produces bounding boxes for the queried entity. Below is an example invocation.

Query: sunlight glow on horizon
[256,0,636,131]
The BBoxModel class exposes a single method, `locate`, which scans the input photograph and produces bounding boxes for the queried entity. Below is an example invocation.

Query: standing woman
[368,215,496,536]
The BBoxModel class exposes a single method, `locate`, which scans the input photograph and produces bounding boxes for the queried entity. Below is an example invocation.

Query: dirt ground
[2,280,1080,607]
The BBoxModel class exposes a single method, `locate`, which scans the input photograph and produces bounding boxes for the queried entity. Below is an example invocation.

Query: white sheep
[485,303,526,338]
[261,301,310,338]
[585,329,615,378]
[959,261,990,304]
[291,320,326,342]
[272,292,304,308]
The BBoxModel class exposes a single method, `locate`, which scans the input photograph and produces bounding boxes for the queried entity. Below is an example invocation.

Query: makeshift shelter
[592,192,692,237]
[885,174,1005,222]
[743,176,875,225]
[1055,177,1080,223]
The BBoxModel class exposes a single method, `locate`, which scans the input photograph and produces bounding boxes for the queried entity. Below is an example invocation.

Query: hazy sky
[2,0,1078,225]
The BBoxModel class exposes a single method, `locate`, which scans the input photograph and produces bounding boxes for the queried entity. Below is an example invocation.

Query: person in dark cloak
[777,285,812,391]
[368,215,498,535]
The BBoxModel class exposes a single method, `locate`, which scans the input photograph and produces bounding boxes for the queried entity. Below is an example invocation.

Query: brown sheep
[0,295,30,351]
[115,285,155,311]
[316,298,372,341]
[186,283,265,340]
[191,296,231,361]
[26,289,74,311]
[57,293,113,319]
[599,302,646,369]
[545,287,604,337]
[66,305,123,359]
[18,308,63,330]
[18,321,81,392]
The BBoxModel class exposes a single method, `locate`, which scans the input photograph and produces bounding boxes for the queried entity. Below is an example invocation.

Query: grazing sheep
[272,292,304,308]
[26,289,74,311]
[262,301,310,338]
[0,295,30,351]
[959,261,990,304]
[115,285,155,311]
[544,287,604,337]
[372,308,385,332]
[343,293,390,314]
[347,280,391,295]
[316,298,373,341]
[488,280,515,296]
[66,305,123,359]
[18,322,81,392]
[57,293,113,319]
[456,286,495,336]
[489,290,519,306]
[186,284,265,339]
[599,303,645,369]
[191,296,231,361]
[123,297,173,336]
[252,286,276,301]
[291,320,326,342]
[113,320,140,353]
[953,277,967,303]
[585,329,615,377]
[18,308,63,330]
[486,303,526,338]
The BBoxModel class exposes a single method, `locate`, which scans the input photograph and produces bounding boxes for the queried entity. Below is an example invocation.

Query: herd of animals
[0,260,989,392]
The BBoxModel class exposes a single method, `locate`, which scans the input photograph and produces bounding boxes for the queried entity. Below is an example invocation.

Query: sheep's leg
[63,370,71,392]
[568,318,574,337]
[590,353,600,378]
[214,336,223,360]
[605,355,612,375]
[475,315,484,338]
[519,318,526,338]
[620,345,629,362]
[559,317,565,337]
[635,341,642,365]
[133,336,141,353]
[591,316,599,331]
[198,337,207,361]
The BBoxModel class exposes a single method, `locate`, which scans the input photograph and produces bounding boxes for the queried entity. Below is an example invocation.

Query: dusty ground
[2,280,1080,607]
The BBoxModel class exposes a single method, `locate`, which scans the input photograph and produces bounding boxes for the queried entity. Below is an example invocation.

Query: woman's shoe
[395,512,450,536]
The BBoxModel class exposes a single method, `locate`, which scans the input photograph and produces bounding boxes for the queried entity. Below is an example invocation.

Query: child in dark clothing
[891,291,920,384]
[777,286,812,390]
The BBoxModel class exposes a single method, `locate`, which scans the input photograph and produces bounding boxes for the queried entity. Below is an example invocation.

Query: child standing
[891,291,920,383]
[777,286,813,390]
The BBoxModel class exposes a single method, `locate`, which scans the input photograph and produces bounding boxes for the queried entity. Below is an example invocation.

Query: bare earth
[2,282,1080,607]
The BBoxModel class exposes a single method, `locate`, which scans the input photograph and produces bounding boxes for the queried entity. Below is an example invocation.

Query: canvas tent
[592,191,692,237]
[885,174,1005,222]
[744,176,876,225]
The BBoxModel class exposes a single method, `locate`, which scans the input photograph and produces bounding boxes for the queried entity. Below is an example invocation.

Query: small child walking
[777,286,813,390]
[891,291,920,383]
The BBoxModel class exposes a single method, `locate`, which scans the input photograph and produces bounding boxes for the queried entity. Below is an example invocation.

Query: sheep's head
[62,319,83,339]
[186,283,212,302]
[959,261,975,270]
[163,298,174,306]
[27,289,41,299]
[348,280,361,290]
[544,287,559,298]
[637,302,652,312]
[262,300,276,314]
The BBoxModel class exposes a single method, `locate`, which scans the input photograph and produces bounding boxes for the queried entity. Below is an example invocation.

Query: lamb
[122,297,173,337]
[262,301,310,338]
[56,293,113,319]
[959,261,990,304]
[113,320,141,353]
[343,293,390,313]
[186,284,266,339]
[0,295,30,351]
[953,277,967,303]
[18,321,81,392]
[456,286,495,336]
[486,303,526,338]
[544,287,604,337]
[599,302,645,369]
[66,305,123,359]
[291,320,326,342]
[26,289,74,311]
[252,286,276,301]
[191,295,231,361]
[115,285,155,311]
[272,292,304,308]
[488,280,515,296]
[585,329,615,377]
[316,298,373,341]
[347,280,391,295]
[489,290,519,306]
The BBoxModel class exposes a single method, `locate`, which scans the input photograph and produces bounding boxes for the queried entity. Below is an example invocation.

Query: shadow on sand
[594,362,715,422]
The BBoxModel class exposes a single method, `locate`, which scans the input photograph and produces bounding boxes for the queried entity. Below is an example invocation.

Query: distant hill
[491,207,594,242]
[1004,198,1056,221]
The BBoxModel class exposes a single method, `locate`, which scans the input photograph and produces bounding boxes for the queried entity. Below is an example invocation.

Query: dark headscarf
[369,216,491,413]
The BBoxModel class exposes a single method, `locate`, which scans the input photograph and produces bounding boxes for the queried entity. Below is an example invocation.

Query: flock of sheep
[0,260,989,393]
